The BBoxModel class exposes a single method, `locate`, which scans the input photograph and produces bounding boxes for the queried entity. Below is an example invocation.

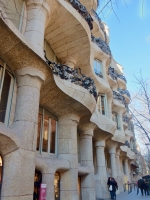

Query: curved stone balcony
[117,88,130,103]
[80,0,97,12]
[112,90,126,113]
[91,35,111,58]
[91,10,107,42]
[112,129,126,144]
[125,129,134,138]
[67,0,93,30]
[107,67,127,89]
[120,145,135,160]
[91,107,116,136]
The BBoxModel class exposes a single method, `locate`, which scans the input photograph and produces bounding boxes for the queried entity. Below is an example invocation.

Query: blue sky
[97,0,150,93]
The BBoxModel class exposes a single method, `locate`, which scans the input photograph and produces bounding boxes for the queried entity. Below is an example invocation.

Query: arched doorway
[33,170,42,200]
[0,155,3,199]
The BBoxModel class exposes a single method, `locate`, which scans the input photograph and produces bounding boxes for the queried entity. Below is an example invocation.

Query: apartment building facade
[0,0,138,199]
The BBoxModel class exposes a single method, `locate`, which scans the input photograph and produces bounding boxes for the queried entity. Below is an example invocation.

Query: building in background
[0,0,140,199]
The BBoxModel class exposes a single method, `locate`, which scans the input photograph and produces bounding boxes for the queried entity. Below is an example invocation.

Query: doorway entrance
[33,170,42,200]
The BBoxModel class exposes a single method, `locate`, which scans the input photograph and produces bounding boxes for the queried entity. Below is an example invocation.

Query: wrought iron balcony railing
[117,88,130,98]
[92,10,107,42]
[108,67,127,83]
[124,140,130,148]
[112,90,126,105]
[108,67,117,80]
[44,51,98,100]
[122,115,129,124]
[91,35,111,57]
[117,74,127,83]
[68,0,93,30]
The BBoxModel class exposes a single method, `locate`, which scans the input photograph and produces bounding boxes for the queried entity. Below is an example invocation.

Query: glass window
[54,172,60,200]
[36,108,57,154]
[0,60,15,126]
[112,113,120,130]
[0,155,2,199]
[94,59,103,78]
[97,94,107,116]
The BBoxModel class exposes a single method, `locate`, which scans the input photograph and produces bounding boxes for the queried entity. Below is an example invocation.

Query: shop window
[0,59,15,126]
[54,172,60,200]
[36,107,58,154]
[33,170,42,200]
[0,156,3,200]
[97,94,108,116]
[94,59,103,78]
[112,113,120,130]
[0,0,25,30]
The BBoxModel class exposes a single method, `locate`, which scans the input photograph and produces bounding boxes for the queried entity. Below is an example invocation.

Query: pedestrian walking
[143,179,149,196]
[107,177,118,200]
[137,177,145,196]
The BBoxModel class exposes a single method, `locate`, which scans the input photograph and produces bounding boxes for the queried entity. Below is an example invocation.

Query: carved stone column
[116,150,124,192]
[95,140,109,199]
[24,0,50,56]
[58,114,80,200]
[1,67,45,200]
[109,147,117,179]
[124,158,130,181]
[80,129,95,200]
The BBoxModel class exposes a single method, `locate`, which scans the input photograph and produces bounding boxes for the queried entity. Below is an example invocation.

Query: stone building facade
[0,0,138,200]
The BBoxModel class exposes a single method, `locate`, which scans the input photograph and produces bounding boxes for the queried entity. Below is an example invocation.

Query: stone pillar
[1,67,45,200]
[58,114,79,200]
[116,150,123,192]
[109,148,117,179]
[80,129,95,200]
[95,140,109,199]
[118,113,124,132]
[124,158,130,181]
[24,0,50,55]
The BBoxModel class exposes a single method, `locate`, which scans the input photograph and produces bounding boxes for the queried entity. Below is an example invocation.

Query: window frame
[112,112,121,130]
[0,61,15,126]
[98,94,108,116]
[37,107,58,156]
[94,59,103,78]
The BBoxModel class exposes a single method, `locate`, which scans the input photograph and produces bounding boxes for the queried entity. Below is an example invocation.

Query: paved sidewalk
[116,191,150,200]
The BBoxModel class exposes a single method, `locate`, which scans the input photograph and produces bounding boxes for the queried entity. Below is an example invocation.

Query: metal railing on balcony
[44,51,98,100]
[124,140,130,148]
[91,10,107,42]
[112,90,126,105]
[117,74,127,83]
[91,35,111,57]
[108,67,127,83]
[117,88,130,98]
[68,0,93,30]
[122,115,129,124]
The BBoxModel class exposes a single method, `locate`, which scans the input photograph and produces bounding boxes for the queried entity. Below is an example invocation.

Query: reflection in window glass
[33,170,42,200]
[54,172,60,200]
[94,59,103,77]
[37,108,57,154]
[43,115,49,152]
[101,95,105,115]
[112,113,120,130]
[50,119,56,153]
[36,114,42,151]
[0,155,2,199]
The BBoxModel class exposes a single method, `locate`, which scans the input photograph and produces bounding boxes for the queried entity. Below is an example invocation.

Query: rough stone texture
[0,1,137,199]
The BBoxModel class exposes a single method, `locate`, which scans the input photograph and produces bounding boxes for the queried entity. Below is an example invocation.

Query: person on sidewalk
[137,177,145,196]
[143,179,149,196]
[107,177,118,200]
